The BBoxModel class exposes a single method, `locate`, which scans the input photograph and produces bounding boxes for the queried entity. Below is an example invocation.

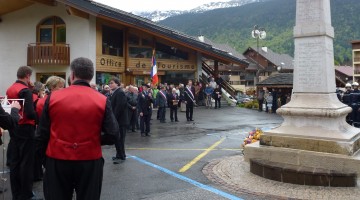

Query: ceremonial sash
[185,86,195,101]
[160,90,167,100]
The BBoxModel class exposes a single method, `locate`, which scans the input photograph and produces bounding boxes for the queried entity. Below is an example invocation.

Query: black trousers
[170,107,178,121]
[10,125,35,200]
[215,98,221,108]
[258,99,264,111]
[33,139,45,181]
[115,126,127,159]
[140,114,150,134]
[159,107,166,122]
[186,104,194,120]
[128,108,137,131]
[43,157,104,200]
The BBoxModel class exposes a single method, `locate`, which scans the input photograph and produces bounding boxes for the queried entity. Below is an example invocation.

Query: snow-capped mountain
[135,0,266,21]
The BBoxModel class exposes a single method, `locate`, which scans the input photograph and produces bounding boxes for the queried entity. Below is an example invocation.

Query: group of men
[0,56,201,199]
[340,82,360,126]
[1,58,119,200]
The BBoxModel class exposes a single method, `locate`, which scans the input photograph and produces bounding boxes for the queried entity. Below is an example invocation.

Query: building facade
[0,0,247,94]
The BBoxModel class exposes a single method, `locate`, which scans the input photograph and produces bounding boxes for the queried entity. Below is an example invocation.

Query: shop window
[102,25,123,57]
[38,16,66,44]
[129,47,152,58]
[96,72,121,85]
[128,34,140,45]
[155,42,188,60]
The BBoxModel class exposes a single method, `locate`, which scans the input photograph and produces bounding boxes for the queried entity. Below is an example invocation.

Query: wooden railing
[202,61,237,97]
[27,43,70,66]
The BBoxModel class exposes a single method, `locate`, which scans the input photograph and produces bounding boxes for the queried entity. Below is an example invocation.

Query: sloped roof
[58,0,248,66]
[245,47,294,70]
[199,37,246,60]
[257,73,293,86]
[335,66,353,77]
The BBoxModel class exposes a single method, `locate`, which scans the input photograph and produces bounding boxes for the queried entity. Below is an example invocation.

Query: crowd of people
[338,82,360,127]
[257,88,291,113]
[0,57,226,200]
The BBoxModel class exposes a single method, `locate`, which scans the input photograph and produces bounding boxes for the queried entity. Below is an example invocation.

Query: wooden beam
[26,0,56,6]
[66,6,89,19]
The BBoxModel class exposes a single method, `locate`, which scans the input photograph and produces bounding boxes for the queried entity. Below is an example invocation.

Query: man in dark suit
[109,77,129,164]
[138,84,153,137]
[184,79,195,121]
[168,88,179,122]
[156,86,167,123]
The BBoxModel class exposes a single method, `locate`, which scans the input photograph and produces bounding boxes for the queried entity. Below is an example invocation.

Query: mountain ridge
[159,0,360,65]
[136,0,266,22]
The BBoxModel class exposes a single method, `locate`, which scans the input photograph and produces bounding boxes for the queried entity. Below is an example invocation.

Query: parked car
[236,94,251,104]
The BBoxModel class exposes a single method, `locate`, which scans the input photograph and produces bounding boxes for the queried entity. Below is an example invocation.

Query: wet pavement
[0,106,283,200]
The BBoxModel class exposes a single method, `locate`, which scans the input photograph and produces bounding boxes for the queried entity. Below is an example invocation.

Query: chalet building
[352,41,360,83]
[0,0,248,95]
[243,46,294,84]
[335,66,353,87]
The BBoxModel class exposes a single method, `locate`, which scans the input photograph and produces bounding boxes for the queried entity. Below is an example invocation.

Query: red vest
[6,82,36,125]
[36,97,46,119]
[46,85,106,160]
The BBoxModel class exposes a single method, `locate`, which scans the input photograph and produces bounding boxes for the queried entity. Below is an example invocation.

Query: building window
[102,25,123,57]
[129,47,152,58]
[38,16,66,44]
[155,42,188,60]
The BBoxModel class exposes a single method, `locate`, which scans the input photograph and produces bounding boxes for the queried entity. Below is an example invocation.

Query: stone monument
[245,0,360,186]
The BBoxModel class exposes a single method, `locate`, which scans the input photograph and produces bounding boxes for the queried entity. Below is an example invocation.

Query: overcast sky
[95,0,231,12]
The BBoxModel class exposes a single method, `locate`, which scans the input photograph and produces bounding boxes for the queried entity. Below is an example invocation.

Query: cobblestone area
[203,155,360,200]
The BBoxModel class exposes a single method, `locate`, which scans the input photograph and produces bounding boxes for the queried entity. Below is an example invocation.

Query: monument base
[244,141,360,175]
[262,93,360,156]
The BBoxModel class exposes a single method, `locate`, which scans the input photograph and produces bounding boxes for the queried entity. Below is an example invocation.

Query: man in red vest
[6,66,38,200]
[37,57,119,200]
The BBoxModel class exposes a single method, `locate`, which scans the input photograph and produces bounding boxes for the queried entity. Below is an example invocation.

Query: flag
[151,50,158,85]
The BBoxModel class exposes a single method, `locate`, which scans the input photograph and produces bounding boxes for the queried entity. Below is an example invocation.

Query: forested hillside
[160,0,360,65]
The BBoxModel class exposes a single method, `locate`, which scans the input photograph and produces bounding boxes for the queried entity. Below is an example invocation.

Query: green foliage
[238,103,245,108]
[160,0,360,65]
[244,101,259,109]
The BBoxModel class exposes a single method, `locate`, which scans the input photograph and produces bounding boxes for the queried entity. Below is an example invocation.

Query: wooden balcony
[27,43,70,66]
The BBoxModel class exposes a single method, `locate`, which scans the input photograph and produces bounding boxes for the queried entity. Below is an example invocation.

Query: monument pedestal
[244,0,360,185]
[261,93,360,156]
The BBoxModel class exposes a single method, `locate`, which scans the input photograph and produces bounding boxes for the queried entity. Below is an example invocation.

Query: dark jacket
[184,86,195,105]
[156,90,168,108]
[110,87,129,127]
[138,91,153,115]
[127,92,138,109]
[168,93,180,108]
[213,88,222,99]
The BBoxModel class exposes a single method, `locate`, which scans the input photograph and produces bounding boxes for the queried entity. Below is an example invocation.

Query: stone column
[245,0,360,174]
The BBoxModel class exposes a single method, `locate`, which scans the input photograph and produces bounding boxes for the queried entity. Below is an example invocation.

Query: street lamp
[251,25,266,86]
[277,62,285,72]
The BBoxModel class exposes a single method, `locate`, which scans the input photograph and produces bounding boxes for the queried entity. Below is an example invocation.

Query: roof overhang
[57,0,248,67]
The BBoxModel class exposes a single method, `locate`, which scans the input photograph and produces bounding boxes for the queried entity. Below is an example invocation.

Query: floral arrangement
[242,128,263,147]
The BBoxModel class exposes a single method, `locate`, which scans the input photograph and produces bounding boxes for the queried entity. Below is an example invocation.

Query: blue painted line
[129,155,243,200]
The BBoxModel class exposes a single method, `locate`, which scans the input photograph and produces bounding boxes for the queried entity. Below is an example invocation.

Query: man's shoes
[175,120,179,122]
[146,133,151,137]
[132,130,136,132]
[113,156,125,164]
[141,133,146,137]
[189,119,194,121]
